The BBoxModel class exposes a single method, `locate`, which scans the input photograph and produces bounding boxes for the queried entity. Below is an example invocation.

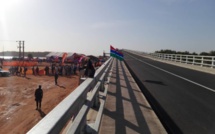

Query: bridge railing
[123,49,215,68]
[27,57,113,134]
[149,53,215,68]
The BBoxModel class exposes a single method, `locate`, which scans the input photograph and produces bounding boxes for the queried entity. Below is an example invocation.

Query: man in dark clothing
[32,66,35,75]
[36,66,39,75]
[24,66,28,77]
[35,85,43,110]
[54,66,59,85]
[55,72,58,85]
[84,59,95,78]
[45,66,49,75]
[19,66,23,76]
[51,64,55,75]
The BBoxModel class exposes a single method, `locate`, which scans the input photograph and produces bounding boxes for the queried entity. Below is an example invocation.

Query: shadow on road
[57,85,66,89]
[38,109,46,118]
[25,76,31,80]
[144,80,166,86]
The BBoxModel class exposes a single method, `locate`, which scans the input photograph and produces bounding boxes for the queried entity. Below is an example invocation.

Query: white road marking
[128,53,215,93]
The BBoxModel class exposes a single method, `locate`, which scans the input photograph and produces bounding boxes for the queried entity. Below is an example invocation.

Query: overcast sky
[0,0,215,56]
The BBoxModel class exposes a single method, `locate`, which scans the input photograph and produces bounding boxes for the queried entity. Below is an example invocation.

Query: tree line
[155,49,215,56]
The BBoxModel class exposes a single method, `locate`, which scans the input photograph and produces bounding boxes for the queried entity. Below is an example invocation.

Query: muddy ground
[0,73,79,134]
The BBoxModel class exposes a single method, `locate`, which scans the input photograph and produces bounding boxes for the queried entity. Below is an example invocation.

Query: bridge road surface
[99,59,166,134]
[123,51,215,134]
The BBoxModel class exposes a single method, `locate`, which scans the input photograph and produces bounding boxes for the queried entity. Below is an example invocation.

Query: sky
[0,0,215,56]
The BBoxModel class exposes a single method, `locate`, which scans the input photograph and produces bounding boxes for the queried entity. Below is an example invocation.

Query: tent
[46,52,86,63]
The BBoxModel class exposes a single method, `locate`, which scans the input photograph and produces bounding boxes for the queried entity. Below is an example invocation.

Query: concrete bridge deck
[99,59,167,134]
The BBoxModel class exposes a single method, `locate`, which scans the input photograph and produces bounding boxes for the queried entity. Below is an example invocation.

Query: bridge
[27,50,215,134]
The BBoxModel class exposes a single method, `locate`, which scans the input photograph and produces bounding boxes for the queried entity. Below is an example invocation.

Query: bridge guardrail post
[212,57,215,68]
[93,88,100,108]
[99,76,105,92]
[192,56,195,65]
[201,57,204,66]
[175,55,178,62]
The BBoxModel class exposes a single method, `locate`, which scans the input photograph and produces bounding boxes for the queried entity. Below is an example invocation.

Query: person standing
[36,66,39,75]
[24,66,28,77]
[51,64,55,75]
[45,66,49,75]
[73,63,77,75]
[19,66,23,76]
[54,66,59,85]
[32,66,35,75]
[47,66,50,75]
[35,85,43,110]
[84,59,95,78]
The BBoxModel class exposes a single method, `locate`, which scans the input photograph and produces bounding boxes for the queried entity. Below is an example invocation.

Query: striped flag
[62,53,68,64]
[110,45,124,61]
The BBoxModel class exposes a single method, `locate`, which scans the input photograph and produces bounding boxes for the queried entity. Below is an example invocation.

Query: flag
[62,53,68,64]
[110,45,124,61]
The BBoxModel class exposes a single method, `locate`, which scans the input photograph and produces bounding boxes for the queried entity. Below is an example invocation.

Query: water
[0,56,46,59]
[0,56,14,59]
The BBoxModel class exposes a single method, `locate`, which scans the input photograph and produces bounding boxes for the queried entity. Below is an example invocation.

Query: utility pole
[16,40,25,61]
[103,50,105,57]
[22,41,25,60]
[17,41,22,60]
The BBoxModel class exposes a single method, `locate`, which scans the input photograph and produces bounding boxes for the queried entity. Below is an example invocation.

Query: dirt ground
[0,73,79,134]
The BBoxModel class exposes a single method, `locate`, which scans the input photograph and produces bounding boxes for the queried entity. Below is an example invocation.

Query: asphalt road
[123,51,215,134]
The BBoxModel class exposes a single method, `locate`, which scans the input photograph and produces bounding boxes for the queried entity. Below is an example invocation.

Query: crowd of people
[7,58,97,78]
[45,63,78,76]
[8,66,28,77]
[7,63,78,77]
